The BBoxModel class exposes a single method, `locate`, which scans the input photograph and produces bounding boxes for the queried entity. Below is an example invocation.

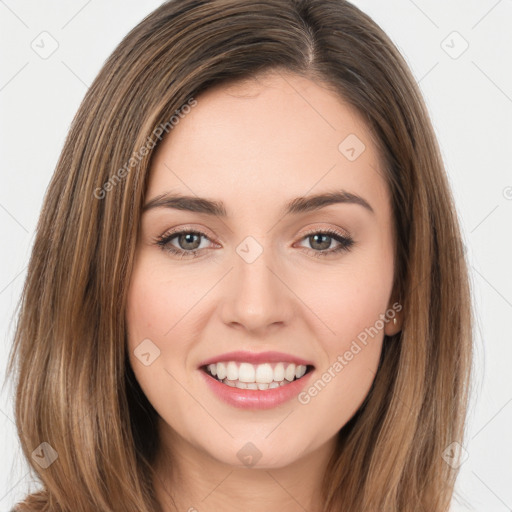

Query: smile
[202,361,313,390]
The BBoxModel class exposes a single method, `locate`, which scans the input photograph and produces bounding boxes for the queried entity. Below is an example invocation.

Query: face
[126,71,401,471]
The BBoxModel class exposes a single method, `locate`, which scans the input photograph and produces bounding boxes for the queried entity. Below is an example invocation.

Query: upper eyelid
[161,227,216,244]
[159,221,351,238]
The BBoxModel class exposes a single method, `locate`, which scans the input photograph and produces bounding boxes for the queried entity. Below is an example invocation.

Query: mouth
[200,361,315,390]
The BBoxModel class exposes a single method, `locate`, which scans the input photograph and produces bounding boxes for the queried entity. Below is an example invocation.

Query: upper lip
[198,350,315,368]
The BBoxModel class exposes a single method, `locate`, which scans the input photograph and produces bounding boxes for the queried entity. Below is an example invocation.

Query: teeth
[295,365,307,379]
[285,364,296,381]
[274,363,285,381]
[255,363,274,383]
[226,361,238,381]
[216,362,226,380]
[239,362,256,382]
[206,361,309,385]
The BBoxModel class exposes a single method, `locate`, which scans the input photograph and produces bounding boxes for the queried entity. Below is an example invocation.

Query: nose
[218,240,295,335]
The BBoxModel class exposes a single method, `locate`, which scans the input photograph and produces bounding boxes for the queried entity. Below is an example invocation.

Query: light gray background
[1,1,511,510]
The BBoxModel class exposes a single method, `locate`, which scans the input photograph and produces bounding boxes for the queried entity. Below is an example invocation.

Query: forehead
[146,71,389,219]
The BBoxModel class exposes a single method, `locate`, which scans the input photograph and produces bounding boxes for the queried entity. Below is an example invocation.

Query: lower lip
[199,367,315,410]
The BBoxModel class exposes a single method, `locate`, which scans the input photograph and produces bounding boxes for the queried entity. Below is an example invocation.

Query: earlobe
[384,289,403,336]
[385,314,402,336]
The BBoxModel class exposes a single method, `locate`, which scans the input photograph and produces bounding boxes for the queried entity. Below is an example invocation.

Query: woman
[6,0,473,510]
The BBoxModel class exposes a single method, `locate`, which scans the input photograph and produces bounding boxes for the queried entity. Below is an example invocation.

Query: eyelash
[154,227,354,259]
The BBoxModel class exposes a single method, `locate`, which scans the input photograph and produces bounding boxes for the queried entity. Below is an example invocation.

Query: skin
[126,71,402,512]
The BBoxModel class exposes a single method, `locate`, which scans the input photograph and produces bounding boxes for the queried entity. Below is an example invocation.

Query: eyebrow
[142,189,374,217]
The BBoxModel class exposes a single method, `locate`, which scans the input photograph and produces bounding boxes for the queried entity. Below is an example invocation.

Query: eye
[154,227,355,259]
[154,229,216,259]
[296,228,354,258]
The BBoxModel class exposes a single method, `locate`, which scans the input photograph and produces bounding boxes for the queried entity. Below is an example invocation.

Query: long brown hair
[6,0,473,510]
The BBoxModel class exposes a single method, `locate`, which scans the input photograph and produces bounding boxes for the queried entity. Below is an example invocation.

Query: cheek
[126,256,203,347]
[303,253,394,347]
[293,251,394,422]
[125,257,200,424]
[126,270,173,344]
[125,258,186,386]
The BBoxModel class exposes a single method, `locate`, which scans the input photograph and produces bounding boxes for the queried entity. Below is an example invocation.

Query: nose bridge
[220,234,292,331]
[235,233,282,302]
